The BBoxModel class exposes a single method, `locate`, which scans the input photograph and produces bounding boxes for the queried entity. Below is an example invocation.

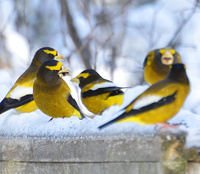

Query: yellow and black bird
[71,69,124,115]
[143,48,182,85]
[33,60,84,120]
[99,63,190,129]
[0,47,65,114]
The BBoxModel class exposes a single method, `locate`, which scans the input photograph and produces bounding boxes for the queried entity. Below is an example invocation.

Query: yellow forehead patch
[77,72,90,79]
[45,61,63,71]
[43,49,57,56]
[159,49,175,55]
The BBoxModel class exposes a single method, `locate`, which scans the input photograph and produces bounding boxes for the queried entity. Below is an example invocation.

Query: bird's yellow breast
[33,79,74,118]
[144,56,169,85]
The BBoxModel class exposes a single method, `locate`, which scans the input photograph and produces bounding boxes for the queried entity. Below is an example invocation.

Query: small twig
[60,0,92,69]
[93,33,114,70]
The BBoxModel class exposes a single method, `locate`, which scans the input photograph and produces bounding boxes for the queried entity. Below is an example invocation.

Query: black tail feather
[0,99,10,114]
[98,112,129,129]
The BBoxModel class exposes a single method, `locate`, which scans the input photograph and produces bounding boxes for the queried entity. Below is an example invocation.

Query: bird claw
[154,122,179,131]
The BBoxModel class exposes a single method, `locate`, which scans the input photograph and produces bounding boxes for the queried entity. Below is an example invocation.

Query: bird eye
[79,77,84,81]
[52,70,58,73]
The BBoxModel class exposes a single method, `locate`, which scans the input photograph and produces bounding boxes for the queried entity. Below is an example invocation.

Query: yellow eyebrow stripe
[43,49,57,56]
[45,62,63,70]
[77,72,90,79]
[159,49,175,55]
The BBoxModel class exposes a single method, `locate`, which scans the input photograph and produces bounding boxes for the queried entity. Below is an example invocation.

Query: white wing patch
[9,85,33,100]
[91,82,117,91]
[133,95,162,109]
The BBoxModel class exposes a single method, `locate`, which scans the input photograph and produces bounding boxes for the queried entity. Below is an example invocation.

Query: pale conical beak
[161,51,174,65]
[54,53,65,61]
[71,77,79,84]
[58,67,70,77]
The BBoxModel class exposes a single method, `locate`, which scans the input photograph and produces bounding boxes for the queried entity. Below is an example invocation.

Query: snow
[1,0,200,151]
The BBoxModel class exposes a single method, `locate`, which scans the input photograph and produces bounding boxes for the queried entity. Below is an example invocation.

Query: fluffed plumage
[71,69,124,115]
[143,48,182,85]
[33,60,84,120]
[99,63,190,129]
[0,47,65,114]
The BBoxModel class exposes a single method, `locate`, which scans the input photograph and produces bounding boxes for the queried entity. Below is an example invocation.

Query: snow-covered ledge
[0,132,198,174]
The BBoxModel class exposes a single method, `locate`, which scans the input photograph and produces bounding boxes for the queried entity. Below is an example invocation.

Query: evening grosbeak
[33,60,84,121]
[0,47,65,114]
[99,63,190,129]
[71,69,124,115]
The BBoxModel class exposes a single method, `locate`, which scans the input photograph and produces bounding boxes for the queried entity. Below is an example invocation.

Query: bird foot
[48,117,53,122]
[154,123,179,131]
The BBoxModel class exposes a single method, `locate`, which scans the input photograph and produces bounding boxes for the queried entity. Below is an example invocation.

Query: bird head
[37,60,70,85]
[71,69,101,88]
[168,63,189,85]
[32,47,65,67]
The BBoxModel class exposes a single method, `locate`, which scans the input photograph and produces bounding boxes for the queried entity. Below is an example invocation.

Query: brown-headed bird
[0,47,65,114]
[143,48,182,85]
[33,60,84,120]
[71,69,124,115]
[99,63,190,129]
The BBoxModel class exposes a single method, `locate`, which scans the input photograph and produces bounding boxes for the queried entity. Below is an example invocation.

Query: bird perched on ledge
[71,69,124,115]
[33,60,84,121]
[143,48,182,85]
[99,63,190,129]
[0,47,65,115]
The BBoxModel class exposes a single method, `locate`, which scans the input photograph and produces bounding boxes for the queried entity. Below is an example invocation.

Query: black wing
[99,91,177,129]
[67,95,85,119]
[0,95,34,114]
[82,87,124,98]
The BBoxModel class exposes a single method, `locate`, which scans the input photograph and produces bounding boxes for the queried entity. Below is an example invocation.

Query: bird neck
[154,57,169,73]
[37,73,62,88]
[31,59,42,68]
[167,70,189,85]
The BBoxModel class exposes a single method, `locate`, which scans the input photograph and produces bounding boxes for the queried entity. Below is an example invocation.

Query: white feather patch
[91,82,117,91]
[9,85,33,100]
[133,95,162,109]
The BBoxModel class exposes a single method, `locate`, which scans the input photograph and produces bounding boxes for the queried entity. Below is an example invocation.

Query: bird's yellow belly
[82,94,124,114]
[15,100,38,113]
[118,102,180,125]
[34,91,74,118]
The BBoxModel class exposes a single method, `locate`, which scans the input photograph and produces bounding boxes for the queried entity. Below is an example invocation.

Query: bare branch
[60,0,92,69]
